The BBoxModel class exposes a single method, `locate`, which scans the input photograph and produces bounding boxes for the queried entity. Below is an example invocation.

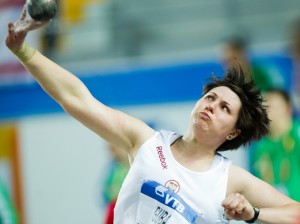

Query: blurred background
[0,0,300,223]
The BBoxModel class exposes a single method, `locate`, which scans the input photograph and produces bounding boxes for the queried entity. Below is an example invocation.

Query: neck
[171,135,217,172]
[181,135,216,154]
[182,128,225,153]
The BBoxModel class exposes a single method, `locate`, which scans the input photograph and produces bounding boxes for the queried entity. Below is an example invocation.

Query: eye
[221,105,230,113]
[205,95,215,101]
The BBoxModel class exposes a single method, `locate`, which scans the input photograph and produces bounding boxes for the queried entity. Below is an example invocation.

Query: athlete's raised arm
[5,6,154,155]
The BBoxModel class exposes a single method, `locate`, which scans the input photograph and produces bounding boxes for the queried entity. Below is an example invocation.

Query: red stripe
[0,0,25,9]
[0,62,26,75]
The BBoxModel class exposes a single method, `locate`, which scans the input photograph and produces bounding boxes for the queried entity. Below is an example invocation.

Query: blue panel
[0,54,293,120]
[0,62,223,119]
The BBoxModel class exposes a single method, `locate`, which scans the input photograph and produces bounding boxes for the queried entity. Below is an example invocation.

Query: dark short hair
[203,64,270,151]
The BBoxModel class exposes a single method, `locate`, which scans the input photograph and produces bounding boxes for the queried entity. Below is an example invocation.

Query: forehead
[206,86,241,107]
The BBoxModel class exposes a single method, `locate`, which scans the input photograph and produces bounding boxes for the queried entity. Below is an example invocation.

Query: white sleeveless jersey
[114,130,231,224]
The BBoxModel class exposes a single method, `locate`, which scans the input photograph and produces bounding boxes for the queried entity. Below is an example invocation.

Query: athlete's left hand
[6,5,49,52]
[221,193,255,221]
[14,5,50,33]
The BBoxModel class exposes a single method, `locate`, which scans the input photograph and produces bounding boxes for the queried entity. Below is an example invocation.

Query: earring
[227,135,232,140]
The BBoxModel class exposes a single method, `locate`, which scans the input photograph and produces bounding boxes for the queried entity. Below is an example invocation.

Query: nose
[205,106,213,114]
[205,101,217,114]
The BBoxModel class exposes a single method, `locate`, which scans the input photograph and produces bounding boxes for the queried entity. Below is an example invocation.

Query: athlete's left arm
[223,164,300,224]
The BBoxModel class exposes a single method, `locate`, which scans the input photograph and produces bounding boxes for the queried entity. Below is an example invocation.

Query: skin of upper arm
[227,165,296,208]
[60,82,155,155]
[23,52,155,156]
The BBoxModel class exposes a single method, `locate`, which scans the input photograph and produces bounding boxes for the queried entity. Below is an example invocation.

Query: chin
[194,120,209,131]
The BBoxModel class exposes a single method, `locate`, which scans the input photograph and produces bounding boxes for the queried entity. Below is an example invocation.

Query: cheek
[191,100,203,114]
[219,115,237,130]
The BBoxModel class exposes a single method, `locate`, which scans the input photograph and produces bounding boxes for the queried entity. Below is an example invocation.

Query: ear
[226,129,241,140]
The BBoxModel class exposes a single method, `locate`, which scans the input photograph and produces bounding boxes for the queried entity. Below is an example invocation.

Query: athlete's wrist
[11,41,36,63]
[244,207,260,223]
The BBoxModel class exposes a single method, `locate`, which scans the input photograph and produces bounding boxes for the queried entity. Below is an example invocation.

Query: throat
[171,138,217,172]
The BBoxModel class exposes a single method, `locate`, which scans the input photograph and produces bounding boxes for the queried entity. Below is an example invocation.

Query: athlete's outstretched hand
[6,5,50,51]
[221,193,255,221]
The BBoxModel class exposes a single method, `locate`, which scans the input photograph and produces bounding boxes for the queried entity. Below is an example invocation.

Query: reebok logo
[156,146,168,169]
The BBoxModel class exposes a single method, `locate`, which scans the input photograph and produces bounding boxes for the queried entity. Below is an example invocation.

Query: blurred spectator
[251,89,300,201]
[0,179,18,224]
[102,143,129,224]
[221,35,285,92]
[289,18,300,118]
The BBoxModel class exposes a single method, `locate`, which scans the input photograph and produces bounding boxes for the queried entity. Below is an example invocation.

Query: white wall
[18,101,248,224]
[19,114,109,224]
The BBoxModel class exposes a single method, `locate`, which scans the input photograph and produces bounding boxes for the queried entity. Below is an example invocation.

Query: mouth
[199,112,211,121]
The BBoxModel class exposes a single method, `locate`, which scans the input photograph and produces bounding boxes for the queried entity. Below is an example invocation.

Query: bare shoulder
[227,164,296,207]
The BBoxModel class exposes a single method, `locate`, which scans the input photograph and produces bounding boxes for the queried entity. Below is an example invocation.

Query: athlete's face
[191,86,242,139]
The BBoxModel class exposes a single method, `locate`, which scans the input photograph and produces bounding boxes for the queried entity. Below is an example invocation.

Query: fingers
[11,4,50,33]
[6,21,27,51]
[222,193,243,207]
[8,21,26,38]
[222,193,252,220]
[20,5,27,20]
[236,201,247,214]
[224,208,237,218]
[8,23,15,33]
[28,19,50,32]
[6,23,15,49]
[7,23,16,42]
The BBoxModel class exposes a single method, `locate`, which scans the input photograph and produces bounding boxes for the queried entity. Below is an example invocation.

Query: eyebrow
[209,92,232,108]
